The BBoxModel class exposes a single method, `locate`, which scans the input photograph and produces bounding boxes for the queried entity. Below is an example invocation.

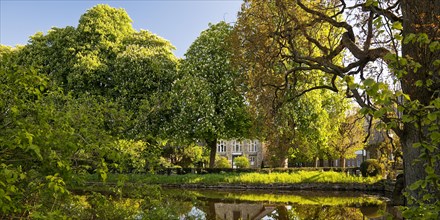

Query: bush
[215,157,231,168]
[234,156,250,168]
[360,159,384,177]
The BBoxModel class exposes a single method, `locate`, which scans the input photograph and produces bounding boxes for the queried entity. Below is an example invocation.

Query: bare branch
[361,3,402,23]
[297,0,355,40]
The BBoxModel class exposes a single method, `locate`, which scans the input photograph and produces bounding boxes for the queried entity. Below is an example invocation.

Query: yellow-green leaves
[365,0,379,7]
[392,22,403,31]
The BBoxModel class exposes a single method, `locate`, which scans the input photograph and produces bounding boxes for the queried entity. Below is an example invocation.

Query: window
[249,140,257,152]
[217,140,226,152]
[233,140,242,152]
[249,156,256,166]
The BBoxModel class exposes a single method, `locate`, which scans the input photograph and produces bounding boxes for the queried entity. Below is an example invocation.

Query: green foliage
[330,111,366,167]
[359,159,384,177]
[234,156,250,168]
[72,193,140,219]
[161,143,204,168]
[172,21,251,166]
[215,157,231,168]
[386,35,440,218]
[235,1,439,217]
[88,171,381,185]
[174,21,251,140]
[15,4,178,139]
[0,5,179,218]
[233,0,349,167]
[111,140,148,173]
[399,97,440,219]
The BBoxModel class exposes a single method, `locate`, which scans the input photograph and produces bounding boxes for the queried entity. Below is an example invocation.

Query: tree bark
[207,138,217,168]
[400,0,440,201]
[339,157,346,169]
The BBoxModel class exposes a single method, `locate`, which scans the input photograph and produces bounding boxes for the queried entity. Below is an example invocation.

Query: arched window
[249,140,257,152]
[233,140,242,152]
[217,140,226,152]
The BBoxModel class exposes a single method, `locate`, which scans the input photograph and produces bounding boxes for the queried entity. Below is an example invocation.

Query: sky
[0,0,243,58]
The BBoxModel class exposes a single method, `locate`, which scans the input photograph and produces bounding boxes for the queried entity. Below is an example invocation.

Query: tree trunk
[207,138,217,168]
[280,158,288,168]
[314,157,319,168]
[327,158,333,167]
[319,158,324,167]
[400,0,440,201]
[339,156,346,169]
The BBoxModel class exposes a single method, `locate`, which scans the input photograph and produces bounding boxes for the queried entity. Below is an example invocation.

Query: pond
[72,187,400,219]
[167,189,393,220]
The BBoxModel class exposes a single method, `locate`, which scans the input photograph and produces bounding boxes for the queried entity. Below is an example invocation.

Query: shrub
[360,159,384,177]
[215,157,231,168]
[234,156,250,168]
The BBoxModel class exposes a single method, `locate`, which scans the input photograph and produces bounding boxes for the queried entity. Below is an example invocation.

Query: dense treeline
[0,4,362,217]
[1,1,438,218]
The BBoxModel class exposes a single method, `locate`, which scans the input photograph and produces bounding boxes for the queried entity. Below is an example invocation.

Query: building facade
[334,150,370,167]
[217,139,265,168]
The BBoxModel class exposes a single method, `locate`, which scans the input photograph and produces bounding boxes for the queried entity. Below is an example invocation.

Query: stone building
[216,139,265,168]
[335,150,370,167]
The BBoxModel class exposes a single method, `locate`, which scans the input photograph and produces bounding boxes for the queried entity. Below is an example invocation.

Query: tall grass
[81,170,382,185]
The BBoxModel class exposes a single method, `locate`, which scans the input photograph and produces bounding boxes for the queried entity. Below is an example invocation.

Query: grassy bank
[80,170,382,185]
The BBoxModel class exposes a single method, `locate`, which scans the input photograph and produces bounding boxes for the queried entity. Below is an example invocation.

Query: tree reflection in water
[176,190,392,220]
[69,188,393,219]
[192,200,385,220]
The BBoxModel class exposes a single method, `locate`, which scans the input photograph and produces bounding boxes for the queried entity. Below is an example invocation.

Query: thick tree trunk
[207,139,217,168]
[339,157,346,169]
[400,0,440,201]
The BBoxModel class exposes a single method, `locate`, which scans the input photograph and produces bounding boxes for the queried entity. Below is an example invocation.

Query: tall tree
[173,22,251,168]
[263,89,345,168]
[232,0,347,168]
[15,4,179,139]
[0,45,121,217]
[235,0,439,214]
[330,111,366,168]
[0,5,179,217]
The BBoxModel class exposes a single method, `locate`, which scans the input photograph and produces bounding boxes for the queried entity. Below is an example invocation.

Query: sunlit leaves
[171,22,251,167]
[0,5,180,217]
[173,22,250,141]
[392,22,403,31]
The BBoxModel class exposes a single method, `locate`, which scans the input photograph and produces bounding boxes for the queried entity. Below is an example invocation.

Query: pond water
[131,188,396,220]
[73,187,399,219]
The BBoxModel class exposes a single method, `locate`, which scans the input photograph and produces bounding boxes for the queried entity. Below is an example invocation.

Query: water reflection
[170,189,394,220]
[183,201,388,220]
[72,188,397,219]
